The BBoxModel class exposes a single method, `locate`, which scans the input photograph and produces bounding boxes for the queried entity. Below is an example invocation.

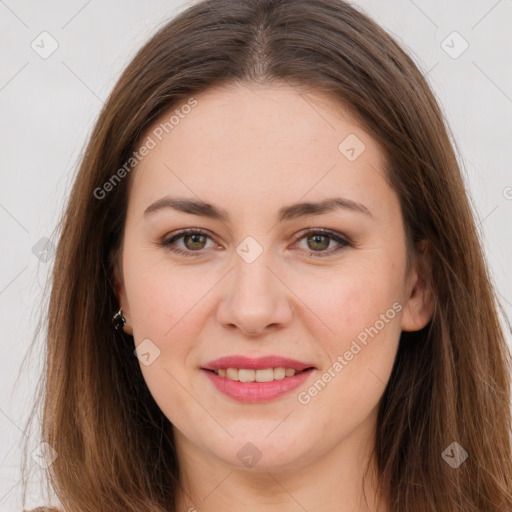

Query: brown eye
[161,229,216,256]
[294,229,350,257]
[182,233,207,250]
[162,228,350,258]
[306,233,330,251]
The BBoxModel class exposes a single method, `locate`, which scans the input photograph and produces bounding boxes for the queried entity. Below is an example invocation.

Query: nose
[215,246,295,337]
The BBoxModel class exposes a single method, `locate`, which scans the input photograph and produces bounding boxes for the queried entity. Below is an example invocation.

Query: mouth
[203,366,315,382]
[201,355,316,380]
[200,355,317,403]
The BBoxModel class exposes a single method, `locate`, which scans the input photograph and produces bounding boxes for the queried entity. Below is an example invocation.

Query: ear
[113,255,134,336]
[401,241,435,332]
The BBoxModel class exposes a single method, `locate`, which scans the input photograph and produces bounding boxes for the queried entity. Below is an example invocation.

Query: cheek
[303,258,403,391]
[306,263,401,341]
[124,248,215,339]
[125,258,212,428]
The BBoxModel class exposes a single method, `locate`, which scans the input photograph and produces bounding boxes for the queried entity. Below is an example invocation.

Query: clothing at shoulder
[22,507,62,512]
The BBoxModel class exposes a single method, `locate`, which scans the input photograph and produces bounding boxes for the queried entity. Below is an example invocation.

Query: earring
[112,308,126,330]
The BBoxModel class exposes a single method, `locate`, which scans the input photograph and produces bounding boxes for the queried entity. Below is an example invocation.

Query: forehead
[128,83,393,221]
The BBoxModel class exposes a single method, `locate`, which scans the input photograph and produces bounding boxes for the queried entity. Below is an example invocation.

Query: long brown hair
[19,0,512,510]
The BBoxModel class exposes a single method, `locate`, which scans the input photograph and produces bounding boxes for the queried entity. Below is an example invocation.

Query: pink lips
[201,355,316,403]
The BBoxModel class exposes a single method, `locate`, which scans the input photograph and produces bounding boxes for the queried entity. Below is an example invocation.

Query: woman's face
[115,83,432,473]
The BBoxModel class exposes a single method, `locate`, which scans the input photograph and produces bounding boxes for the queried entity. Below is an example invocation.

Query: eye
[293,228,350,257]
[160,228,351,258]
[161,228,217,256]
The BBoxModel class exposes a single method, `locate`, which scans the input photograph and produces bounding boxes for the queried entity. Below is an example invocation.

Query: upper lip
[202,355,315,371]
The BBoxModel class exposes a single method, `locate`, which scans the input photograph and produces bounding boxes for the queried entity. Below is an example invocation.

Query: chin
[206,435,314,473]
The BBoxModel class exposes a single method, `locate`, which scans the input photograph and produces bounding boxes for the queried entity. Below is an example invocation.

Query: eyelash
[160,228,351,258]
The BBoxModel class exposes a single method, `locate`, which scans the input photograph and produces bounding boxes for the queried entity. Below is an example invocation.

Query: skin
[114,82,434,512]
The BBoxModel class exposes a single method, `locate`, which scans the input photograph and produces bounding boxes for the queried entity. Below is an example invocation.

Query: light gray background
[1,0,511,509]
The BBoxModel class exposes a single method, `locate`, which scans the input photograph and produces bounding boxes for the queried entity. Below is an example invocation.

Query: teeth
[239,369,256,382]
[213,367,303,382]
[226,368,238,380]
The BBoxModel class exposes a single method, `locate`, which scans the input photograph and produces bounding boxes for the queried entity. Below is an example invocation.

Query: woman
[21,0,512,510]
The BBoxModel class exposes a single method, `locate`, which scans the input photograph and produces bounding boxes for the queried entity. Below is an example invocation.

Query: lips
[201,355,315,371]
[202,365,316,403]
[201,355,317,402]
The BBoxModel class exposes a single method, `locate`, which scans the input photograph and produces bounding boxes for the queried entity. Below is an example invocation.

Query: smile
[211,367,307,382]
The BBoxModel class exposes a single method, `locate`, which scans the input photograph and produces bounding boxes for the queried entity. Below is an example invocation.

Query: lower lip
[201,368,315,403]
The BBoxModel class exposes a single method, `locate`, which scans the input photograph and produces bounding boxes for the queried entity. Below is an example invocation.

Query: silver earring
[112,308,126,330]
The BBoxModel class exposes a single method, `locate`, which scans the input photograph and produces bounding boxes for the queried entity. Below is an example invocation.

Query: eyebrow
[143,196,373,222]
